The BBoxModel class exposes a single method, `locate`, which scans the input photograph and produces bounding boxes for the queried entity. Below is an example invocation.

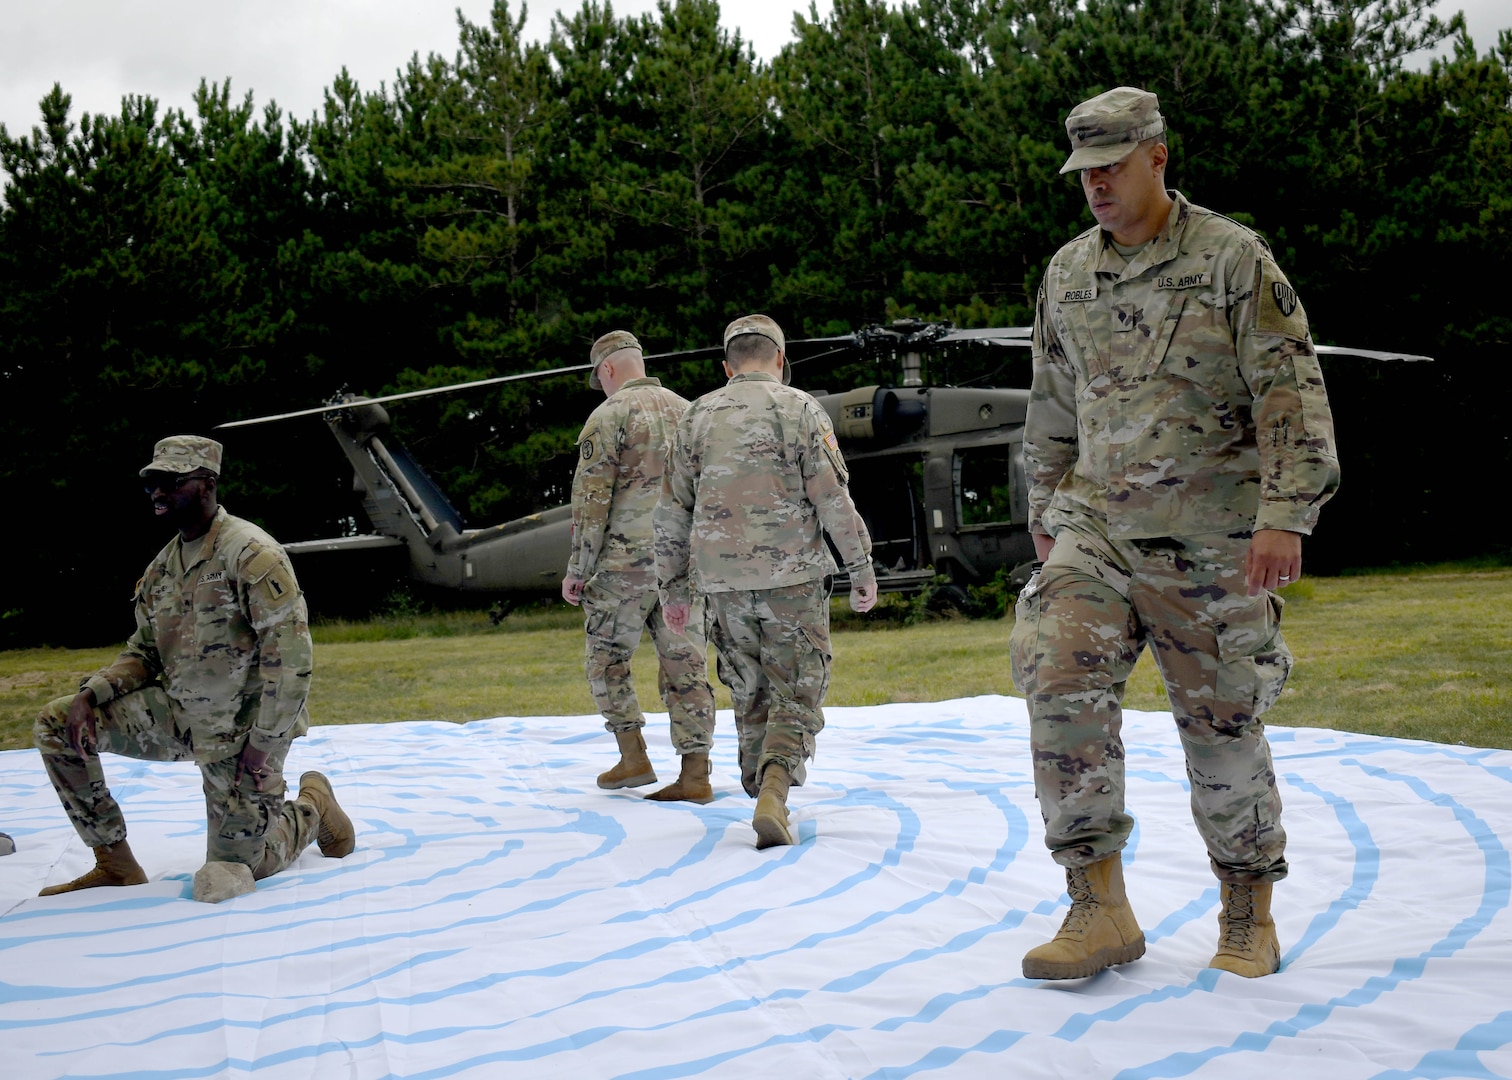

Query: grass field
[2,565,1509,754]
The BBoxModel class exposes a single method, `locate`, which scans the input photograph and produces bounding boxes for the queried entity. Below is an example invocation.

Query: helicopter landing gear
[488,600,518,625]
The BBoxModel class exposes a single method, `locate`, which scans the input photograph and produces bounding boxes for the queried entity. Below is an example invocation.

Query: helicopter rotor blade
[1314,344,1434,362]
[215,363,595,429]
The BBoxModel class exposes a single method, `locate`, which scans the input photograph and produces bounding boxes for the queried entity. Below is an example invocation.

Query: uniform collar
[728,371,779,384]
[1088,189,1189,279]
[614,376,662,393]
[171,505,227,576]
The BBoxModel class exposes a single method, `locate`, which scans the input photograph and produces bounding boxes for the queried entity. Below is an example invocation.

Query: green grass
[3,566,1509,753]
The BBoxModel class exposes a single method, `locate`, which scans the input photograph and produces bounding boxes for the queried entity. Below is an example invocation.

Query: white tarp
[2,695,1510,1079]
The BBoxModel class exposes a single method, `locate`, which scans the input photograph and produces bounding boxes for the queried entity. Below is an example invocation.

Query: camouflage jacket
[1027,191,1340,540]
[82,506,313,764]
[655,372,875,601]
[567,377,690,579]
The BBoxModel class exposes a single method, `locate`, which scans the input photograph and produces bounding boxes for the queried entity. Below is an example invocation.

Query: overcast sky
[1,0,1507,142]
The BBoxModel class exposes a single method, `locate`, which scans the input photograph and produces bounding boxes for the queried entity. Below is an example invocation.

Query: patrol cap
[1059,86,1166,175]
[723,314,790,383]
[723,313,785,354]
[139,435,223,477]
[588,330,642,390]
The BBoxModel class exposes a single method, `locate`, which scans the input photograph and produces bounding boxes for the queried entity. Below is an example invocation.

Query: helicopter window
[956,447,1020,527]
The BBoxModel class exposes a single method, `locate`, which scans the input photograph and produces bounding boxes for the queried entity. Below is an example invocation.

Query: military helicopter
[218,321,1431,617]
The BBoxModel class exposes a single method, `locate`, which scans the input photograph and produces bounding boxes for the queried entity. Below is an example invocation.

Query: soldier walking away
[1010,88,1339,979]
[34,436,355,901]
[563,331,719,802]
[656,315,878,849]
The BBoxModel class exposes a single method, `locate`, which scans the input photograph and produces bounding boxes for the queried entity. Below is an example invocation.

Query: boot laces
[1060,866,1099,934]
[1219,885,1258,951]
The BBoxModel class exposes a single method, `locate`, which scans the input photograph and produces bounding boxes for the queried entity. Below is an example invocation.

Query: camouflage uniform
[36,506,319,877]
[569,376,715,748]
[656,371,875,795]
[1010,191,1339,883]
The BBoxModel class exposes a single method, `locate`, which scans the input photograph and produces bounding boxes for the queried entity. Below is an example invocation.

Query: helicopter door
[844,454,928,576]
[949,442,1035,582]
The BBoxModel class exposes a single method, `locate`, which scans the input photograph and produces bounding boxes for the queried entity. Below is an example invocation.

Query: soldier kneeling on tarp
[34,435,356,903]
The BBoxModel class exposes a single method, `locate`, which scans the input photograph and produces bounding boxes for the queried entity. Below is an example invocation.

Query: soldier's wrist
[81,675,114,705]
[246,728,291,757]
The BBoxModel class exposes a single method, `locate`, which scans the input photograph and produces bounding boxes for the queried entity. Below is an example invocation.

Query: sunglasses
[142,471,203,495]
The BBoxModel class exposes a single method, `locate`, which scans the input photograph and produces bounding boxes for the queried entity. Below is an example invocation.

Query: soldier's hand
[1246,529,1303,596]
[65,690,99,756]
[851,582,877,613]
[562,575,586,605]
[1032,531,1056,562]
[235,743,274,792]
[664,602,692,636]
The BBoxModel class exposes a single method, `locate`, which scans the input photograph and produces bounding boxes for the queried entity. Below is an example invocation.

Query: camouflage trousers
[35,688,318,878]
[582,570,716,753]
[1009,517,1291,884]
[707,581,832,797]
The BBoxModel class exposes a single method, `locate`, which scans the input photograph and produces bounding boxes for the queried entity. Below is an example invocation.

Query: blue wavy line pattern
[2,696,1510,1079]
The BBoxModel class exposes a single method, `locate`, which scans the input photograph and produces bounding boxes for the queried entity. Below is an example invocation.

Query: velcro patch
[1056,284,1098,303]
[1256,257,1309,339]
[1155,271,1211,289]
[259,567,298,608]
[242,548,280,584]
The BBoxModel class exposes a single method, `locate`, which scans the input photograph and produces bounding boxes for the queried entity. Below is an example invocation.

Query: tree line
[2,0,1508,646]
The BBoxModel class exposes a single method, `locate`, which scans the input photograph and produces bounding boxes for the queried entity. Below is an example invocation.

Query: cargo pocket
[214,781,278,843]
[794,621,833,709]
[1215,592,1292,730]
[1008,568,1043,695]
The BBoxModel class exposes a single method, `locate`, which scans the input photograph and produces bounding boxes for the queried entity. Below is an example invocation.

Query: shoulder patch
[1256,256,1309,339]
[577,417,606,463]
[241,547,281,584]
[239,544,299,609]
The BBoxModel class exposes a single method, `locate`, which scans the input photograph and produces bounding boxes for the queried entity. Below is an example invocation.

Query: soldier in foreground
[563,331,718,801]
[34,436,355,900]
[656,314,877,848]
[1010,88,1338,978]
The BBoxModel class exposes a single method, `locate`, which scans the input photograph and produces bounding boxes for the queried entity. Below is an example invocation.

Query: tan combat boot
[597,728,657,790]
[38,839,149,895]
[752,764,795,849]
[298,771,356,858]
[1022,855,1146,979]
[645,752,714,804]
[1209,881,1280,977]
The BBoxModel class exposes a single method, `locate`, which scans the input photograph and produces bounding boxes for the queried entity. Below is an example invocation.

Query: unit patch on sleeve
[1256,256,1309,339]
